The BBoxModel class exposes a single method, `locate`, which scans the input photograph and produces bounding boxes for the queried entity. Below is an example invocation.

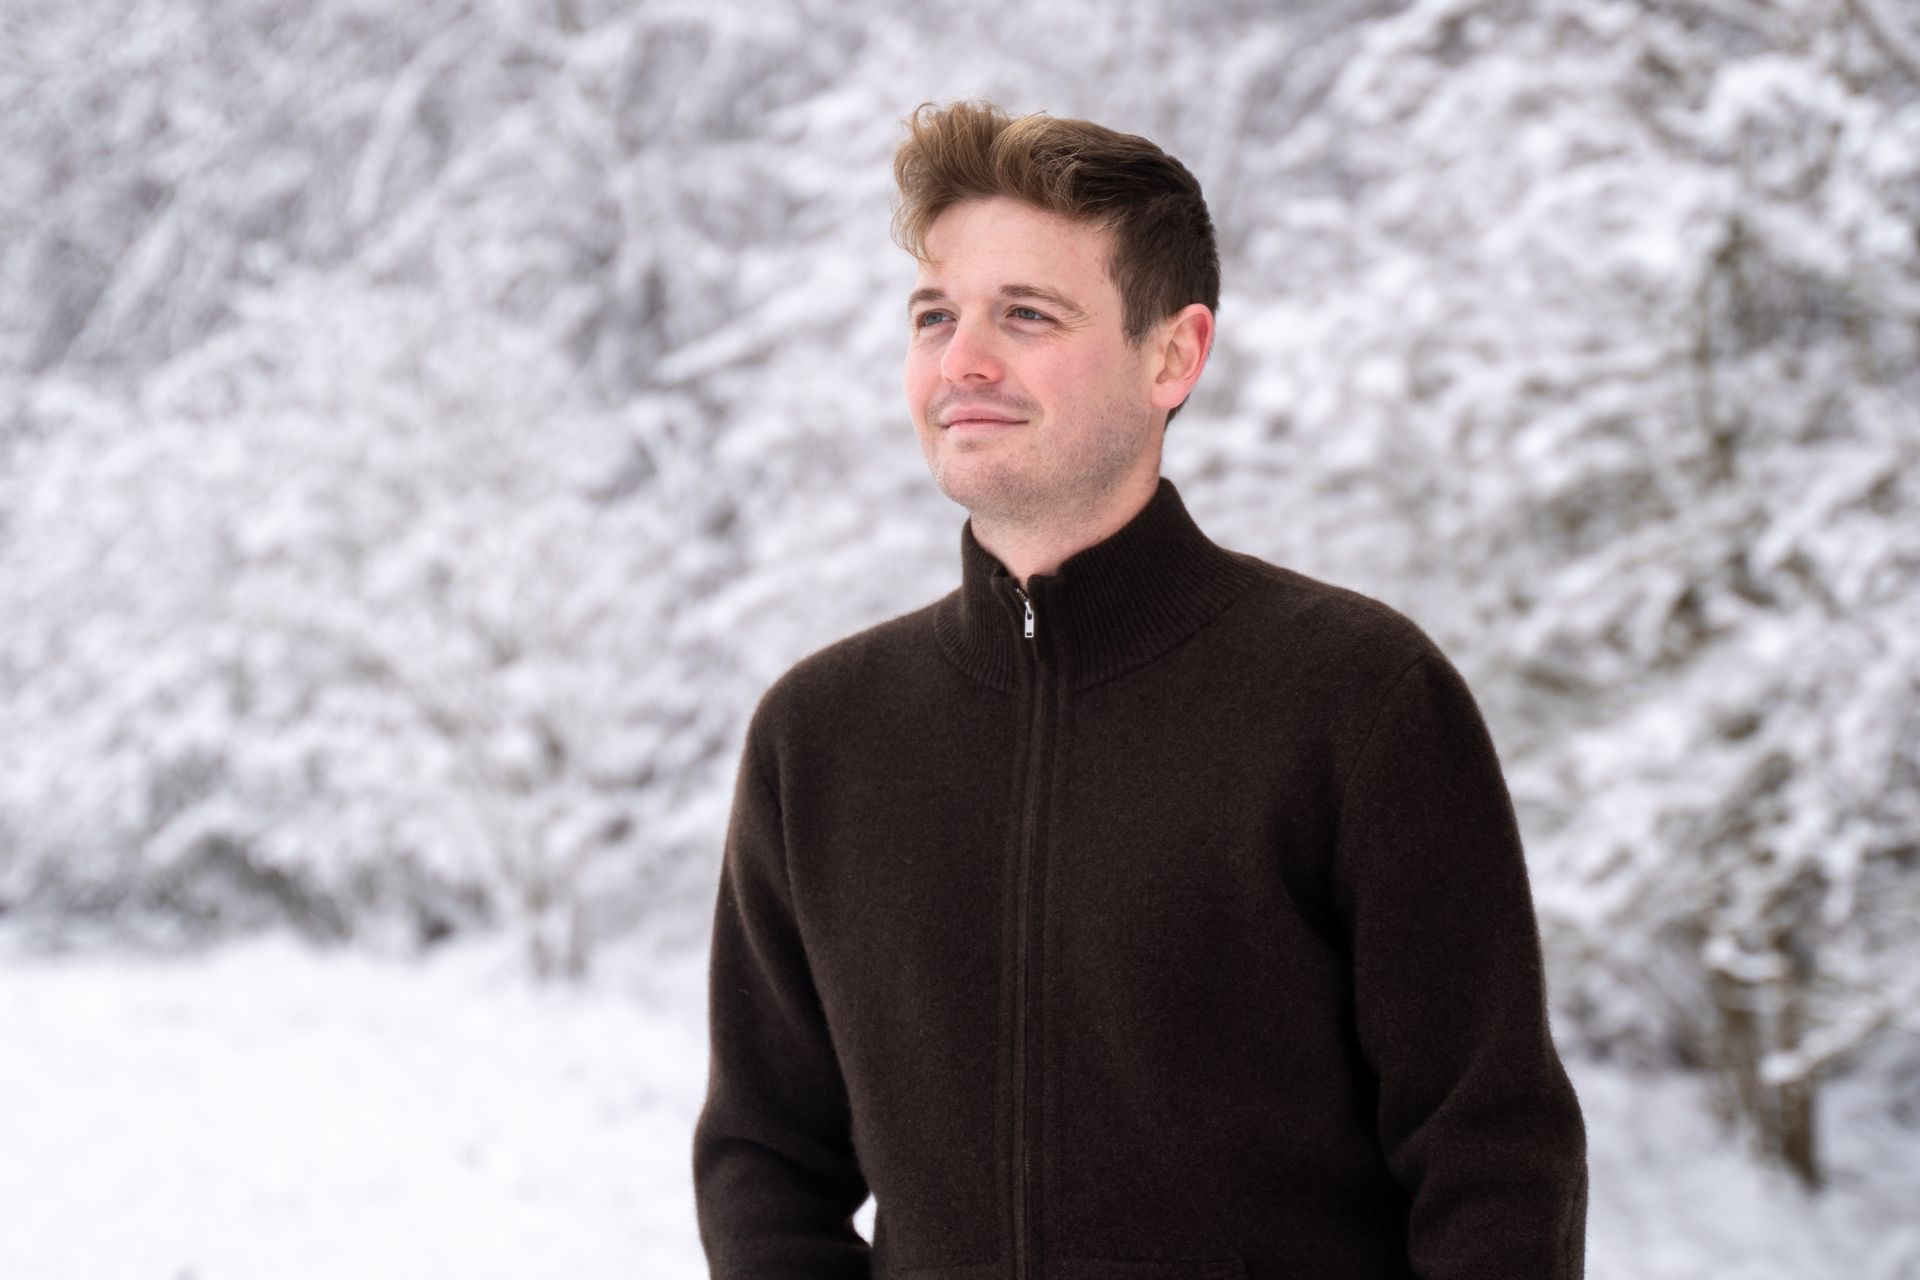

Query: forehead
[913,196,1114,292]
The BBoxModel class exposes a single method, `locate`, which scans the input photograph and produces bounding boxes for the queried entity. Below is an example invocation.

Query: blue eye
[1011,306,1046,321]
[914,310,950,329]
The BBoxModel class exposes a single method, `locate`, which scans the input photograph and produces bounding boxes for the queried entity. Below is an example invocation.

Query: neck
[969,468,1163,590]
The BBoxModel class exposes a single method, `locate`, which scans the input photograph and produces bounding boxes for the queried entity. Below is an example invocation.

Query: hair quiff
[890,98,1221,361]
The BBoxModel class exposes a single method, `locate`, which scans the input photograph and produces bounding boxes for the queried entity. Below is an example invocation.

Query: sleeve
[1330,649,1588,1280]
[690,725,872,1279]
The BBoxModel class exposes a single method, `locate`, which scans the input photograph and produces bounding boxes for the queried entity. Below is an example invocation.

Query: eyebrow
[906,283,1089,320]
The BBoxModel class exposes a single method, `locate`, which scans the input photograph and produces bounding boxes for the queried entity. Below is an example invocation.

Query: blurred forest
[2,0,1917,1195]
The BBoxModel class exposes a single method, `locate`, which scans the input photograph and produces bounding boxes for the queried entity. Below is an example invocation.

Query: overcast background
[3,0,1919,1275]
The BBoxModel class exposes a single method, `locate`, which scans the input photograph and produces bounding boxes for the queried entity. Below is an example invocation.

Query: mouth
[942,414,1027,431]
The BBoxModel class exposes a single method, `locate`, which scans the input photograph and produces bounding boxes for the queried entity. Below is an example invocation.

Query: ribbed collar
[933,476,1261,691]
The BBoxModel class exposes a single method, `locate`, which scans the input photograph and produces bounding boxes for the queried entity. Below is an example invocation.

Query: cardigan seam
[1335,649,1433,812]
[741,724,802,920]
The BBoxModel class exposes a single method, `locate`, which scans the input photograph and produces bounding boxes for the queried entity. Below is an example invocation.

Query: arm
[1331,649,1588,1280]
[691,727,872,1279]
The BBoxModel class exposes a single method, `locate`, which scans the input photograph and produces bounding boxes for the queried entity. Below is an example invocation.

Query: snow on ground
[1,930,1915,1279]
[0,930,713,1279]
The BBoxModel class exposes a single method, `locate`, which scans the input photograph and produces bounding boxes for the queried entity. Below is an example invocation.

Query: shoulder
[1226,557,1502,777]
[1222,550,1450,693]
[740,595,947,754]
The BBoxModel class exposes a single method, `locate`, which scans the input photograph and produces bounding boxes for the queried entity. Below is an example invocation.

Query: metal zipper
[1010,582,1044,1280]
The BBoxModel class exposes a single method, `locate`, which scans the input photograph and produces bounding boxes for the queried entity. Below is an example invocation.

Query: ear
[1146,303,1215,413]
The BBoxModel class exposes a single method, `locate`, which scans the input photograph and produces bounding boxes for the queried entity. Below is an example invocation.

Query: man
[691,99,1588,1280]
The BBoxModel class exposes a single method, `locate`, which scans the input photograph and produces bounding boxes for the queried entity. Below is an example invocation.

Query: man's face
[904,196,1163,528]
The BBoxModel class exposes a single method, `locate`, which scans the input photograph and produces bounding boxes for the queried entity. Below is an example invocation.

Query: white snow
[4,0,1920,1274]
[0,932,712,1279]
[3,932,1917,1279]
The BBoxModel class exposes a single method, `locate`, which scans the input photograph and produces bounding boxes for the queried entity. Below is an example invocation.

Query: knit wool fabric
[692,476,1588,1280]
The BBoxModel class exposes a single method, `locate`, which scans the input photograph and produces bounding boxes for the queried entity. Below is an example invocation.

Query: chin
[933,467,1048,523]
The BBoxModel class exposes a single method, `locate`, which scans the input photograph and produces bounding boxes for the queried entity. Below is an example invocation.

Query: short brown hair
[891,99,1220,422]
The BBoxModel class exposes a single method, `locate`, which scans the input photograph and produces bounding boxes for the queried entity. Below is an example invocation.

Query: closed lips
[944,411,1024,425]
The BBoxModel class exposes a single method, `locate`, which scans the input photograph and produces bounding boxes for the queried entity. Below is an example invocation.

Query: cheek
[903,345,938,408]
[1036,349,1118,403]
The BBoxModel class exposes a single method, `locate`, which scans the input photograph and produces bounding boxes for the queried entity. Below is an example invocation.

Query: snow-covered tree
[3,0,1918,1196]
[1196,0,1920,1186]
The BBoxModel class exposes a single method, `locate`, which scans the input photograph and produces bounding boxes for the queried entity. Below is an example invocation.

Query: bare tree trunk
[1710,933,1824,1191]
[1773,932,1820,1190]
[1711,965,1763,1149]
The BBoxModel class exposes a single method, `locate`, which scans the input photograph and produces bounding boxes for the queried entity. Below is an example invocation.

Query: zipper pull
[1015,586,1035,639]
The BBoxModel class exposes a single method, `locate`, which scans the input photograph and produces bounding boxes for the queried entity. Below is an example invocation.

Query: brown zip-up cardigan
[692,476,1587,1279]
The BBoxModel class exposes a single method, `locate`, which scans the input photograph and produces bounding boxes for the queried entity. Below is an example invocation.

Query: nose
[938,314,1003,384]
